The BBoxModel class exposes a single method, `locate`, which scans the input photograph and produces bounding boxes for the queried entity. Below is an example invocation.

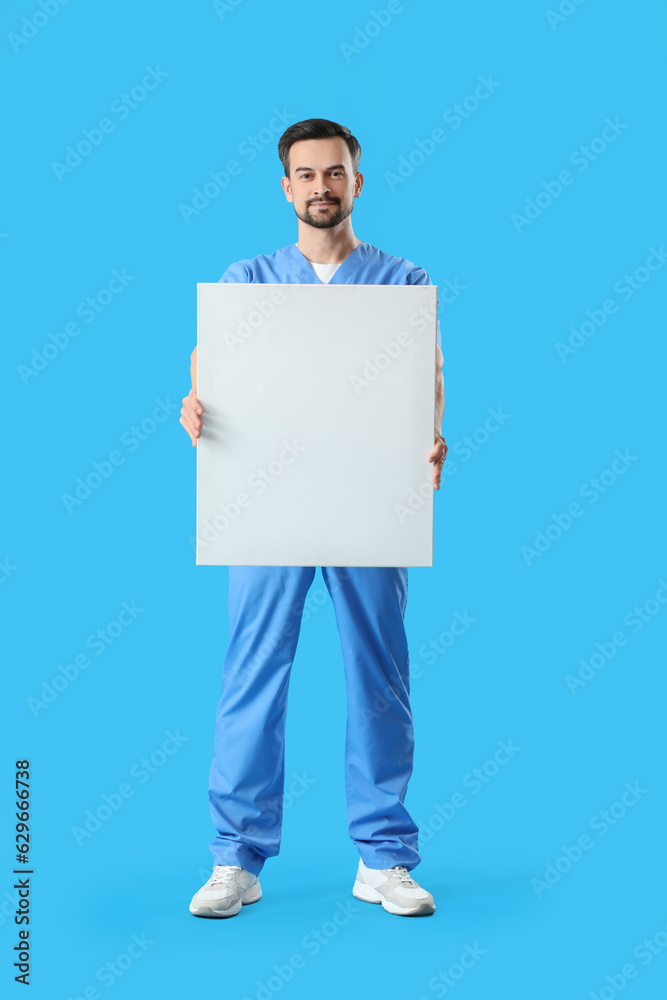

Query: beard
[295,197,352,229]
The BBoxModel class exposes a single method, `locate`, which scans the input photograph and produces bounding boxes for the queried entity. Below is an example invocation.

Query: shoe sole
[352,879,435,916]
[189,881,262,918]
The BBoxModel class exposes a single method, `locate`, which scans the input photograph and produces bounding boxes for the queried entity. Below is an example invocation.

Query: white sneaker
[189,865,262,918]
[352,859,436,916]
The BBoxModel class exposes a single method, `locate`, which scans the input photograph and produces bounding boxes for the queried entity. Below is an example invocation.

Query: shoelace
[383,865,417,885]
[210,865,243,885]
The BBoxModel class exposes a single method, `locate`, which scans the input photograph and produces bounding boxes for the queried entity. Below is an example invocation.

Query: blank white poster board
[196,282,437,567]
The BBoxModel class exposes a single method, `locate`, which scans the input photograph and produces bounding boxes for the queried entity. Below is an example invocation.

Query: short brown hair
[278,118,361,177]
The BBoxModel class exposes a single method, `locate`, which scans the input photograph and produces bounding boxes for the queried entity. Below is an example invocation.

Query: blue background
[3,0,667,997]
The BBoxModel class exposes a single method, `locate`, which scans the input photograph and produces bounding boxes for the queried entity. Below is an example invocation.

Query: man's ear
[281,175,293,203]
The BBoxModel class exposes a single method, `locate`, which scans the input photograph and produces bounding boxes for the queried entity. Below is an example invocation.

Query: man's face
[281,137,363,229]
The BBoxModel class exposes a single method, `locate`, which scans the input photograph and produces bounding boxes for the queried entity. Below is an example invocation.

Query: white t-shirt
[310,261,342,283]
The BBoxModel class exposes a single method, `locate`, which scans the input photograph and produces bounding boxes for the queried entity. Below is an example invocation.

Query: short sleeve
[407,267,441,347]
[218,261,251,283]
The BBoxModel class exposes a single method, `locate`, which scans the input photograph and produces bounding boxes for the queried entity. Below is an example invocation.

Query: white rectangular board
[196,282,437,567]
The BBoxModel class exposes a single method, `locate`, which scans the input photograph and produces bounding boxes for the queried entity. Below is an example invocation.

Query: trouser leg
[321,566,420,871]
[208,565,315,874]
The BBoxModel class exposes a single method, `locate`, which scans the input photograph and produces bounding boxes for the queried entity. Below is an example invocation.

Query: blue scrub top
[218,241,441,346]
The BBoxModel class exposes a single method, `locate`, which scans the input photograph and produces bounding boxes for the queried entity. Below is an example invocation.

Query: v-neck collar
[278,240,377,284]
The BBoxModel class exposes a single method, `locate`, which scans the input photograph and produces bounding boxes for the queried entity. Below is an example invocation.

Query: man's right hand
[180,387,204,447]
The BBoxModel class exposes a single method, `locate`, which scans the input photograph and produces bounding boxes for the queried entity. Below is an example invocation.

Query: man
[181,118,447,919]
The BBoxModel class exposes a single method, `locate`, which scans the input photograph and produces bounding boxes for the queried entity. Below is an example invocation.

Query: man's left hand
[428,435,448,490]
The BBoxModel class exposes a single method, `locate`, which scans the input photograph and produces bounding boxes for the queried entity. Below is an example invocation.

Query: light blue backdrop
[3,1,666,998]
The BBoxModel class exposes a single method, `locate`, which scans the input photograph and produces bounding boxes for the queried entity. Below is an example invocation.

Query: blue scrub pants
[208,566,420,875]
